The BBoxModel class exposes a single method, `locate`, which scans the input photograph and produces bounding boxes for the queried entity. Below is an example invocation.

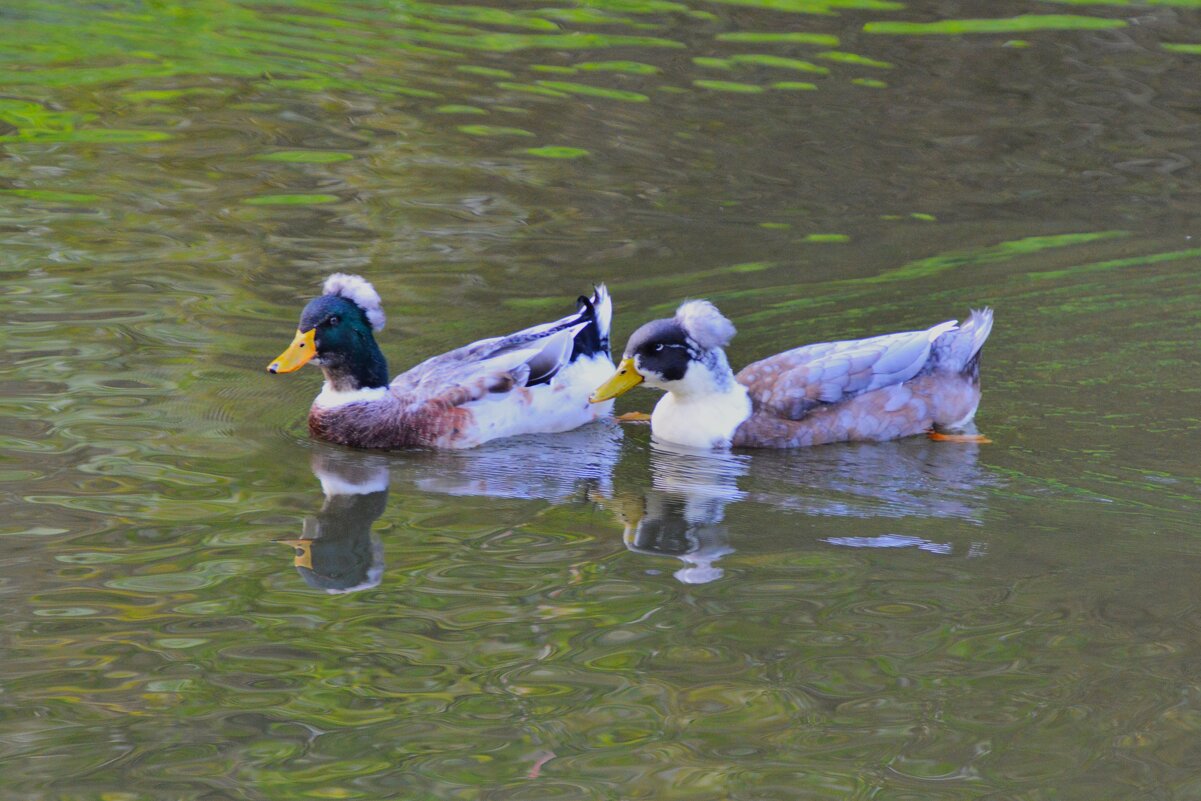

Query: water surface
[4,0,1201,798]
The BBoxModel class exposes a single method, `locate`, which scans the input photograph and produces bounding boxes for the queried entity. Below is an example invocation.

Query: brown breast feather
[308,373,515,449]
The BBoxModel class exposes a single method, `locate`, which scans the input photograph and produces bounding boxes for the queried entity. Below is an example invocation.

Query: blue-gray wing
[391,316,587,401]
[736,321,957,420]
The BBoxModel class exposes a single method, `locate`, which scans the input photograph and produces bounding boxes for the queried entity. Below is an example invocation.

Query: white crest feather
[675,300,736,350]
[323,273,386,331]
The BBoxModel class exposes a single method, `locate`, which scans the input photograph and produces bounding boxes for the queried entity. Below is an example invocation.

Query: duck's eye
[326,315,340,327]
[653,343,664,353]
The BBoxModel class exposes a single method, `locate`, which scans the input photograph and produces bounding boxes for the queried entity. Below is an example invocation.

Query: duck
[590,300,993,450]
[268,274,615,449]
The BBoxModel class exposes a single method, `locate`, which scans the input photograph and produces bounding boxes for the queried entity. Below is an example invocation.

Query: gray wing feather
[392,321,586,394]
[737,322,956,420]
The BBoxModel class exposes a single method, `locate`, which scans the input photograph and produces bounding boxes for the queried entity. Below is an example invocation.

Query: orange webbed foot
[615,411,651,423]
[927,430,992,444]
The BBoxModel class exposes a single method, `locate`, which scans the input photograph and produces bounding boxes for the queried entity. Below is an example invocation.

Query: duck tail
[935,308,993,379]
[570,284,612,361]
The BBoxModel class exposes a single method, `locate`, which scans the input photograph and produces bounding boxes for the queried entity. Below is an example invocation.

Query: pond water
[4,0,1201,798]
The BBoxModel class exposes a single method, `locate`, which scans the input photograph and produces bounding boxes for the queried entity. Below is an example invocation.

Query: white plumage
[675,300,737,350]
[324,272,386,331]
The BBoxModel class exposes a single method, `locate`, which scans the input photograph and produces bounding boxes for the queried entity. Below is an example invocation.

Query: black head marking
[624,318,695,382]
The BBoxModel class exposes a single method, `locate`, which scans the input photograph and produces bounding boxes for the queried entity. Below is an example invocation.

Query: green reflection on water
[867,232,1129,283]
[495,81,570,96]
[399,2,562,31]
[716,31,841,45]
[0,96,172,144]
[576,59,662,74]
[398,28,685,51]
[456,65,515,78]
[1027,247,1201,280]
[0,128,171,143]
[722,230,1138,325]
[865,14,1129,34]
[0,189,103,203]
[706,0,904,12]
[457,124,537,136]
[526,146,591,158]
[242,194,341,205]
[817,50,894,68]
[122,87,229,103]
[532,64,581,74]
[255,151,356,163]
[693,79,766,93]
[728,54,831,73]
[534,81,650,101]
[434,104,488,114]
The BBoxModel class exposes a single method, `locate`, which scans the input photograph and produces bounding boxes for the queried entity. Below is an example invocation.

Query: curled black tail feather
[570,288,610,361]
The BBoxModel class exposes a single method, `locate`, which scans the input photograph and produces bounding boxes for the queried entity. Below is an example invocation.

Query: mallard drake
[268,274,615,449]
[590,301,993,450]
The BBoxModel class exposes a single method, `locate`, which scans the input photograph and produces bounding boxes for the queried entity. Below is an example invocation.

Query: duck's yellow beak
[267,328,316,374]
[590,358,643,403]
[276,538,314,570]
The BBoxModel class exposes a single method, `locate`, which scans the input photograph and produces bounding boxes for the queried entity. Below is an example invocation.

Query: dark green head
[267,274,390,391]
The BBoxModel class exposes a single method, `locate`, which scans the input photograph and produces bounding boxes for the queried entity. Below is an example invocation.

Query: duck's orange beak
[267,329,316,374]
[590,358,643,403]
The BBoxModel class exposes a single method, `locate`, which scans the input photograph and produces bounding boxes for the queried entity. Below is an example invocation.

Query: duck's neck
[672,348,737,398]
[312,341,391,411]
[320,339,389,392]
[651,351,752,449]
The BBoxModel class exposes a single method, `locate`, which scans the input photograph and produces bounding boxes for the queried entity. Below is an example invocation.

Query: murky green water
[4,0,1201,797]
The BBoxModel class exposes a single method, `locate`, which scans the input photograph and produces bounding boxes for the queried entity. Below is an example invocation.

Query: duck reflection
[611,444,748,584]
[278,423,996,592]
[279,450,390,593]
[278,421,624,592]
[402,418,622,503]
[747,437,996,524]
[609,436,997,584]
